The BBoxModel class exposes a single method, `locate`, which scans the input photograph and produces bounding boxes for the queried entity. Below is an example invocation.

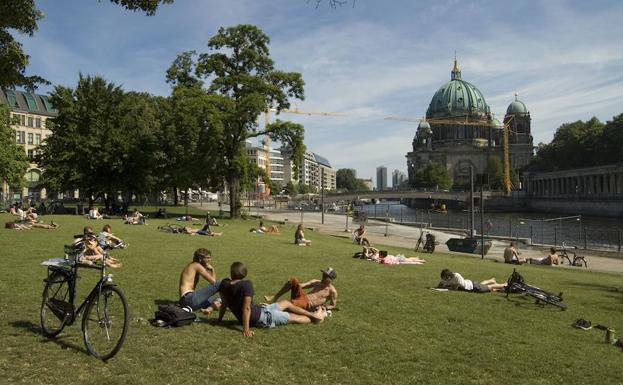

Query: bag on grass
[153,303,196,327]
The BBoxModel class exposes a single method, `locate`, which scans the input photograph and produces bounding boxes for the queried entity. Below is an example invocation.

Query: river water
[357,202,623,252]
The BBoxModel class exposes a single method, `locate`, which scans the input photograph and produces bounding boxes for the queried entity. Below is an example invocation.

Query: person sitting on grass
[503,242,527,264]
[124,208,146,225]
[250,221,279,234]
[179,248,221,315]
[353,224,370,246]
[5,221,58,230]
[263,268,338,312]
[217,262,327,337]
[25,206,39,222]
[87,206,104,220]
[294,224,311,246]
[529,248,560,266]
[98,224,127,249]
[360,246,427,264]
[437,269,506,293]
[206,212,220,227]
[74,226,122,268]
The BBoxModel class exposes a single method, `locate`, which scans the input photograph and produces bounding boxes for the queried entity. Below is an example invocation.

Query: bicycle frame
[45,251,116,326]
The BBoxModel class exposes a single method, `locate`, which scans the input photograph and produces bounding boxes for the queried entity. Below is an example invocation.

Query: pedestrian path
[191,203,623,275]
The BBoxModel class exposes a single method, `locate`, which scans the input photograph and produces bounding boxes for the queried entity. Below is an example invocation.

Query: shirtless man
[503,242,527,264]
[181,226,223,236]
[264,268,338,311]
[179,248,221,314]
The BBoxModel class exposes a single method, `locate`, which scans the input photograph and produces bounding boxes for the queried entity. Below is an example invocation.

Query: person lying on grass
[250,221,279,234]
[5,221,58,230]
[263,268,338,312]
[181,225,223,236]
[218,262,327,337]
[361,246,427,265]
[528,248,560,266]
[179,248,221,315]
[74,226,122,268]
[437,269,506,293]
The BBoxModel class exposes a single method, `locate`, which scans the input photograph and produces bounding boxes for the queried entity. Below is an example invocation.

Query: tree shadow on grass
[10,320,87,355]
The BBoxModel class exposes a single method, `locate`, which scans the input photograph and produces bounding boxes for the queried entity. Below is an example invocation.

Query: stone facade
[406,59,533,186]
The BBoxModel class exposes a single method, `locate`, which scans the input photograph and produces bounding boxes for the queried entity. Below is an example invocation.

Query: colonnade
[527,166,623,198]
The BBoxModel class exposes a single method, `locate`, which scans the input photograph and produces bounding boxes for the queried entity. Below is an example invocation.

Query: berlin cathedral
[406,58,534,186]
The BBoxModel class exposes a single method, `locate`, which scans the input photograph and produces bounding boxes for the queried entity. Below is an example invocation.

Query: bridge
[322,190,505,203]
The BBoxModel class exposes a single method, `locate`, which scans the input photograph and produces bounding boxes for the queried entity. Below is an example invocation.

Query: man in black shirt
[218,262,326,337]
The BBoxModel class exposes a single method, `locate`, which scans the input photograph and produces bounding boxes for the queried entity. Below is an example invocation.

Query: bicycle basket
[64,243,85,263]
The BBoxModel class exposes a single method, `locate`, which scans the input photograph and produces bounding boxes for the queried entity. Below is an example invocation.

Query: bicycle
[505,269,567,310]
[40,242,129,361]
[556,242,588,268]
[158,223,183,234]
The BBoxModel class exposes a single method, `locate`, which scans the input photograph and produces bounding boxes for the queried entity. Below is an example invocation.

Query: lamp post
[469,165,475,237]
[480,184,485,260]
[321,168,325,225]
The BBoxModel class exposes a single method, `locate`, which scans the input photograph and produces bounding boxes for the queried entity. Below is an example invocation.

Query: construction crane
[385,115,516,195]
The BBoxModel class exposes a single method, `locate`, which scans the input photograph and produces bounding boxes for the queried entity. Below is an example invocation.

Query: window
[35,134,41,145]
[35,117,41,128]
[26,170,40,182]
[28,133,33,144]
[27,116,33,127]
[20,115,26,126]
[27,149,34,159]
[15,130,25,144]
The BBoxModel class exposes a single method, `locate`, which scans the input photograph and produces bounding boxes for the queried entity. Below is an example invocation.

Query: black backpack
[153,304,196,327]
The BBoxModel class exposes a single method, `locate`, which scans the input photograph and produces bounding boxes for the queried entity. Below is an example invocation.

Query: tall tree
[0,1,48,90]
[168,25,306,218]
[0,105,29,191]
[485,155,503,189]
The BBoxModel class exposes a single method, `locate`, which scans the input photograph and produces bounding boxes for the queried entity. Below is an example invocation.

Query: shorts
[470,280,490,293]
[256,303,290,328]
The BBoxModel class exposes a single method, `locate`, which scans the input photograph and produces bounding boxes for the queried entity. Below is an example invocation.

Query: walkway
[191,203,623,275]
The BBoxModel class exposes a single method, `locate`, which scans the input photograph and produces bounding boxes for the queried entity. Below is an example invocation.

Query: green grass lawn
[1,208,622,385]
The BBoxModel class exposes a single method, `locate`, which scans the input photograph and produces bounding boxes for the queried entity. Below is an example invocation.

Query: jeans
[179,281,221,310]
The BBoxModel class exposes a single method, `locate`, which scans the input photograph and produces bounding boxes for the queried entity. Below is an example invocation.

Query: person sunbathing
[377,250,427,265]
[353,224,370,246]
[74,226,122,268]
[294,224,311,246]
[179,248,221,315]
[181,225,222,236]
[263,268,338,312]
[6,221,58,230]
[87,207,104,219]
[124,209,146,225]
[250,221,279,234]
[437,269,506,293]
[98,224,127,249]
[529,248,560,266]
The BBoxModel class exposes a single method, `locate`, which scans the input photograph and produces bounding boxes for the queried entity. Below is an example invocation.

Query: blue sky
[17,0,623,182]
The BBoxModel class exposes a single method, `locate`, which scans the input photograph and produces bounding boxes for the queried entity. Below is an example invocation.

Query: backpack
[153,304,196,327]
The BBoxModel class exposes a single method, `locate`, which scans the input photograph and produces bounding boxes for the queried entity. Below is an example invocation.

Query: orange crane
[385,115,516,195]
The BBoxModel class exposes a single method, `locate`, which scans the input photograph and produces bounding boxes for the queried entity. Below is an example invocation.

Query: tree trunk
[173,186,178,206]
[228,175,241,218]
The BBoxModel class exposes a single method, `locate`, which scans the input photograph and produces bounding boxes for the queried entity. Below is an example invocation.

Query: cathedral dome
[418,120,431,130]
[506,95,528,115]
[426,58,490,117]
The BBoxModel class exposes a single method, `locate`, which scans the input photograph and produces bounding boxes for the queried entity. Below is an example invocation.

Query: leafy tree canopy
[336,168,369,191]
[414,162,452,190]
[0,104,29,189]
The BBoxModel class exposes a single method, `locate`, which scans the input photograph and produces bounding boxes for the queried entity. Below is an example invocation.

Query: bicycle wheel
[528,290,567,310]
[40,272,72,337]
[82,285,129,361]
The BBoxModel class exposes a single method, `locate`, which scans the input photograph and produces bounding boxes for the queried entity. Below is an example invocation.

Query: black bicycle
[557,241,588,268]
[40,242,129,361]
[158,223,184,234]
[505,269,567,310]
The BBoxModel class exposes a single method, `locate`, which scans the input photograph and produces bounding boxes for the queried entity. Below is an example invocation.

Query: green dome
[426,59,490,117]
[492,118,502,127]
[506,97,528,115]
[418,121,431,129]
